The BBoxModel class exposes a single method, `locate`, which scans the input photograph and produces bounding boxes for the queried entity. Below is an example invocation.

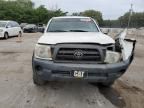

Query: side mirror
[6,25,11,28]
[100,28,109,35]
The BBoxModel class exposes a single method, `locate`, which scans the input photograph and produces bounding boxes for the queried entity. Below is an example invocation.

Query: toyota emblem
[74,50,84,59]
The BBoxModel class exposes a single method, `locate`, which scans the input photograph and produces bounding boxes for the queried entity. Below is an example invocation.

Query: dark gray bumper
[32,57,131,82]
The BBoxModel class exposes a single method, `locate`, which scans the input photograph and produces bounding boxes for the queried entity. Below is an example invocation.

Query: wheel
[4,32,8,39]
[33,71,46,86]
[17,32,22,37]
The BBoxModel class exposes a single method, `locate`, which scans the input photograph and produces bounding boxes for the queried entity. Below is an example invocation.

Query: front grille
[55,47,102,63]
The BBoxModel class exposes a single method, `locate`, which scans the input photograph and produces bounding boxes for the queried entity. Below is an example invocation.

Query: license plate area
[73,71,85,78]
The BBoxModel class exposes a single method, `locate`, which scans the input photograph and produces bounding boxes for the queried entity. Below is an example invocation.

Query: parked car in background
[23,24,37,33]
[0,20,22,39]
[37,23,45,33]
[20,23,28,29]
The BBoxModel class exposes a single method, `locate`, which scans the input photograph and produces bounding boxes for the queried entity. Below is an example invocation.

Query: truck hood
[38,32,115,45]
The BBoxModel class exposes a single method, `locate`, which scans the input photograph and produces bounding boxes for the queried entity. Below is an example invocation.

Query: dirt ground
[0,29,144,108]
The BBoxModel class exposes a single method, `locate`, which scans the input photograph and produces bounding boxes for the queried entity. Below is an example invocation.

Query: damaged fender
[115,29,136,62]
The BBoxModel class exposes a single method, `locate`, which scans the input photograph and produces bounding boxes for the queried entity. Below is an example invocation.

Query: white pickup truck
[32,16,136,87]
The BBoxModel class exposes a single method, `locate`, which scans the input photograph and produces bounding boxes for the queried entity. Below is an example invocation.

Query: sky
[32,0,144,20]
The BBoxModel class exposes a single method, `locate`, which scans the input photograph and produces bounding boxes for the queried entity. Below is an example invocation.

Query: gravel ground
[0,30,144,108]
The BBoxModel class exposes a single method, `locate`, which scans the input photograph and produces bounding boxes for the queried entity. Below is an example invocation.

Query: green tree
[119,12,144,27]
[80,10,104,26]
[0,0,67,24]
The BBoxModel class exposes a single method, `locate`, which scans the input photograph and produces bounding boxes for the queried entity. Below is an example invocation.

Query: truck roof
[53,16,91,19]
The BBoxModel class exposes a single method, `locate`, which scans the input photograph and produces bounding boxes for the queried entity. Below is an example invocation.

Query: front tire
[17,32,22,37]
[33,71,46,86]
[4,32,8,39]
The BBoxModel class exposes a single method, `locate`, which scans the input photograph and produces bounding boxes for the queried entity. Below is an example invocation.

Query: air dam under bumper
[32,58,131,82]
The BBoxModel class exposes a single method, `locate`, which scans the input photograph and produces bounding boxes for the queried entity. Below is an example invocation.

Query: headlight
[104,51,121,63]
[0,29,3,32]
[34,44,52,60]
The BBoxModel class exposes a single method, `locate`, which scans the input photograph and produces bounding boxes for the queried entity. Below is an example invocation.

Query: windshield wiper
[48,30,68,32]
[69,30,89,32]
[48,30,89,32]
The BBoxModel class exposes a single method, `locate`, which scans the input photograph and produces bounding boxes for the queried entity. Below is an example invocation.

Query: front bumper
[32,57,131,82]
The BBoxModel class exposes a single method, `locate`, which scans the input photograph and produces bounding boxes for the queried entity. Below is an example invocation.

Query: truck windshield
[0,22,7,27]
[47,18,99,32]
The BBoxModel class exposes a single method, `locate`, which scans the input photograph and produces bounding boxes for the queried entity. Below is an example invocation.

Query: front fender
[115,29,136,62]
